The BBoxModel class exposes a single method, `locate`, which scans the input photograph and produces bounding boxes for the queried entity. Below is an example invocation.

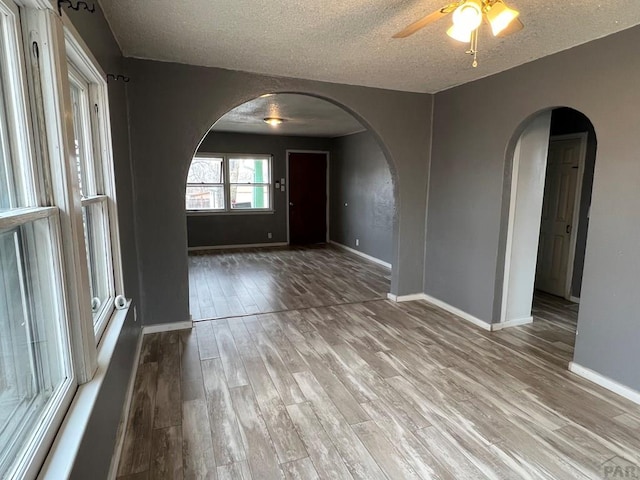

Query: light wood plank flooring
[188,245,391,321]
[117,292,640,479]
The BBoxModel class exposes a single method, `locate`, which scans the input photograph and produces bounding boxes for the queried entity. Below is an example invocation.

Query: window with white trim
[0,2,75,478]
[186,154,272,212]
[0,2,125,477]
[66,61,115,338]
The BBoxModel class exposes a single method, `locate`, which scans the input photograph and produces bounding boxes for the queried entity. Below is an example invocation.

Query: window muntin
[186,154,272,212]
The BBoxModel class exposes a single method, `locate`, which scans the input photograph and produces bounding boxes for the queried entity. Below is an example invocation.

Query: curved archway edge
[186,91,403,288]
[494,105,598,331]
[125,61,433,327]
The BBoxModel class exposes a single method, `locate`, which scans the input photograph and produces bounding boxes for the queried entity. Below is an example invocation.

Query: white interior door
[535,137,583,297]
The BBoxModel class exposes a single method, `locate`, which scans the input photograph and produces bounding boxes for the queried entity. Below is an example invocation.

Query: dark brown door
[289,152,327,244]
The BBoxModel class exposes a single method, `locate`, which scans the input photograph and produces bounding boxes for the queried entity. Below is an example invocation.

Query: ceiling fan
[393,0,523,67]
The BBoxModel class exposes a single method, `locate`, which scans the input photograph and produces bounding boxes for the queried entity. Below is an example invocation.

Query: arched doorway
[500,107,597,335]
[184,93,398,320]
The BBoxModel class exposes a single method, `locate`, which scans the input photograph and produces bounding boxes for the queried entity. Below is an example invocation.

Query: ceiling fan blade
[496,17,524,37]
[392,3,459,39]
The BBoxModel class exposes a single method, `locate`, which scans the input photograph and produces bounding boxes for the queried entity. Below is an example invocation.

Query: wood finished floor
[188,245,391,321]
[117,271,640,479]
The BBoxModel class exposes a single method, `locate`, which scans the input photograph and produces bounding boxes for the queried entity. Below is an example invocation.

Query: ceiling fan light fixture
[452,0,482,32]
[486,0,520,36]
[264,117,284,126]
[446,23,473,43]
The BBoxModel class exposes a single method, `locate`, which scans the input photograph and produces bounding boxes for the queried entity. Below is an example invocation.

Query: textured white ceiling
[99,0,640,93]
[211,94,365,137]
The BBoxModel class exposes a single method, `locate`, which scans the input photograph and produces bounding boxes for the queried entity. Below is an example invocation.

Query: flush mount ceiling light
[264,117,285,126]
[393,0,522,67]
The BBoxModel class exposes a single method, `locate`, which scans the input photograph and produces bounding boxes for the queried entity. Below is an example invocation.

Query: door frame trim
[550,133,588,300]
[285,150,331,245]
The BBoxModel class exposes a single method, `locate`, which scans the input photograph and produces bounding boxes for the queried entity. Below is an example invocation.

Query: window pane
[229,157,270,184]
[82,201,112,324]
[0,62,15,211]
[186,186,225,210]
[230,185,270,209]
[0,218,71,478]
[69,82,91,196]
[187,157,223,184]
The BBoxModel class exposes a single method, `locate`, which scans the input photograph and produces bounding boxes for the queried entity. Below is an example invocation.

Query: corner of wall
[421,92,437,295]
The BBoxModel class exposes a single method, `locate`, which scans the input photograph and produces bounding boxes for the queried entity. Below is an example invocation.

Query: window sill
[37,301,133,480]
[186,210,275,216]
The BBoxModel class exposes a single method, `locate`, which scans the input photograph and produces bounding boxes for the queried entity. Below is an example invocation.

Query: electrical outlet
[355,239,360,247]
[268,232,272,239]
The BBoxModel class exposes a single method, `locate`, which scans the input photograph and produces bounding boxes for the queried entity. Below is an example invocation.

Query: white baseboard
[142,320,192,335]
[387,292,426,302]
[330,241,392,269]
[569,296,580,304]
[422,294,493,331]
[388,292,493,331]
[389,292,532,332]
[188,242,287,252]
[107,329,144,480]
[569,362,640,406]
[492,316,533,331]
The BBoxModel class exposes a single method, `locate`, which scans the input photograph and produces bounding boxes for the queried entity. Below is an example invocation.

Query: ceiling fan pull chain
[473,28,479,67]
[466,28,479,67]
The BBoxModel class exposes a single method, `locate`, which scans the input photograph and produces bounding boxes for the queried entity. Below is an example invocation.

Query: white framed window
[66,63,115,339]
[0,3,128,477]
[0,1,76,478]
[186,154,273,213]
[186,155,225,210]
[64,27,123,342]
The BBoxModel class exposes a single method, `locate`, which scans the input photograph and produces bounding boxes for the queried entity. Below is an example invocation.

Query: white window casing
[186,153,274,214]
[62,14,125,343]
[0,3,77,479]
[21,8,97,383]
[0,2,126,477]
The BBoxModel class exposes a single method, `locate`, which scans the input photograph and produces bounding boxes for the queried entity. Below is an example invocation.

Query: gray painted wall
[549,108,597,299]
[67,10,640,468]
[330,131,394,264]
[189,131,331,247]
[64,6,141,479]
[427,25,640,390]
[125,58,433,327]
[188,130,395,264]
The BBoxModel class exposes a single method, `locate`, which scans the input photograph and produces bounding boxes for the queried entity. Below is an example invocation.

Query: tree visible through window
[186,156,224,210]
[186,154,272,212]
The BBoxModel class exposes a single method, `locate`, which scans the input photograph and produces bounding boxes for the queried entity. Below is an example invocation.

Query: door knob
[566,224,571,234]
[289,202,294,206]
